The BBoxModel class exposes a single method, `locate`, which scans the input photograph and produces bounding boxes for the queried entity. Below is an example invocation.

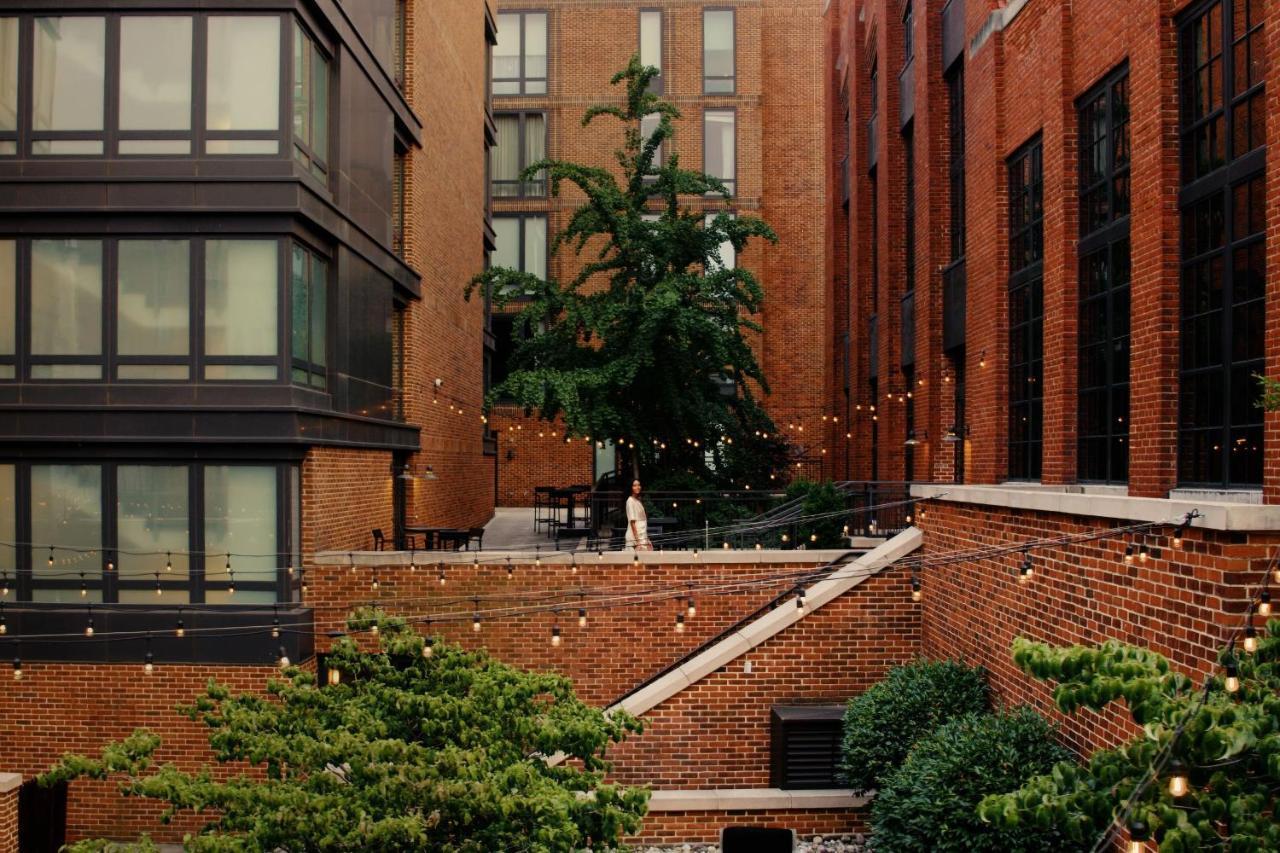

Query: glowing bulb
[1167,761,1189,797]
[144,652,154,674]
[370,623,379,636]
[1123,544,1134,565]
[473,613,482,632]
[551,626,561,647]
[1173,525,1184,549]
[439,569,447,586]
[278,647,291,669]
[175,619,185,638]
[85,619,94,638]
[12,657,21,680]
[1224,663,1239,694]
[1243,624,1257,653]
[687,597,696,617]
[1138,544,1149,564]
[272,619,280,639]
[1127,820,1149,853]
[327,667,341,686]
[1259,590,1272,617]
[675,613,685,633]
[911,577,922,602]
[165,554,172,572]
[578,608,587,627]
[423,638,434,657]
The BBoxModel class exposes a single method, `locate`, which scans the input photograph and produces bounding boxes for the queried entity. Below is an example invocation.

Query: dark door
[18,779,66,853]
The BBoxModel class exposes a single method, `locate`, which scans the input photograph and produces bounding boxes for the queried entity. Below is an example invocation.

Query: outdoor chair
[466,527,485,550]
[371,529,386,550]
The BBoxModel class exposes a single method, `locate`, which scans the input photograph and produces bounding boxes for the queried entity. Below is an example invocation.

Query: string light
[1172,525,1184,549]
[551,624,561,647]
[1224,660,1240,694]
[1126,821,1149,853]
[278,646,290,669]
[911,575,922,602]
[1123,544,1135,565]
[1167,759,1189,797]
[1243,622,1257,654]
[79,575,87,598]
[1138,543,1149,564]
[84,605,94,637]
[144,633,154,674]
[795,586,806,613]
[410,551,417,572]
[674,612,685,633]
[106,553,114,572]
[423,635,434,658]
[175,609,185,638]
[578,606,587,627]
[472,600,482,632]
[1,575,8,597]
[271,607,281,639]
[47,547,53,567]
[0,605,6,635]
[155,574,162,596]
[687,596,696,617]
[327,666,341,686]
[1019,552,1033,583]
[11,653,21,681]
[371,571,380,592]
[1259,589,1272,617]
[507,557,514,579]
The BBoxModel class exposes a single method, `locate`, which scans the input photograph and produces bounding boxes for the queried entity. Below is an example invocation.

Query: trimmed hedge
[839,659,988,794]
[869,708,1082,853]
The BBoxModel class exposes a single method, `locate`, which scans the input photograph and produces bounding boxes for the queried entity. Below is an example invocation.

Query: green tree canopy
[42,610,648,852]
[978,627,1280,851]
[469,57,784,480]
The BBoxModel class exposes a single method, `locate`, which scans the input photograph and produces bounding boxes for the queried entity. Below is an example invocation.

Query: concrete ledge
[648,788,869,812]
[0,773,21,794]
[911,483,1280,532]
[312,549,860,567]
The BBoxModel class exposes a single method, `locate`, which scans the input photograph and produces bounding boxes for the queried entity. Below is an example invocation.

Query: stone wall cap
[647,787,869,811]
[0,772,22,793]
[910,483,1280,532]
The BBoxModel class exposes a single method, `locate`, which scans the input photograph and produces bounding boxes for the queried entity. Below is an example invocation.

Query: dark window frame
[639,8,664,93]
[702,7,736,95]
[493,10,548,97]
[902,1,914,66]
[491,213,548,292]
[491,110,547,198]
[290,241,330,390]
[1007,135,1044,481]
[903,122,915,295]
[1176,0,1265,488]
[2,235,330,389]
[1077,64,1131,484]
[0,459,299,605]
[292,19,332,181]
[703,107,737,195]
[946,62,965,263]
[0,12,337,167]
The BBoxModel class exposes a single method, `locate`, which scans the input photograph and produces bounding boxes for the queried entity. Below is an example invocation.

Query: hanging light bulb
[571,557,578,574]
[144,650,154,675]
[47,547,54,567]
[633,552,640,566]
[370,622,379,636]
[84,606,94,637]
[795,587,806,614]
[1243,623,1257,654]
[422,636,434,658]
[809,533,818,543]
[473,612,482,632]
[1224,661,1240,694]
[1123,544,1135,565]
[781,533,789,543]
[327,667,341,686]
[155,575,163,596]
[842,524,849,536]
[1138,543,1149,564]
[551,625,561,647]
[11,655,21,681]
[175,611,185,638]
[272,619,281,640]
[578,607,588,627]
[911,576,922,602]
[1127,820,1149,853]
[371,572,380,592]
[278,646,290,669]
[1259,589,1272,617]
[1167,759,1189,797]
[535,548,542,567]
[723,542,730,550]
[228,576,236,596]
[1019,553,1033,583]
[0,610,6,635]
[439,565,447,586]
[687,596,696,617]
[755,543,763,551]
[1172,525,1184,549]
[1,576,8,597]
[106,553,114,572]
[79,577,87,598]
[300,570,308,596]
[507,558,514,579]
[675,612,685,633]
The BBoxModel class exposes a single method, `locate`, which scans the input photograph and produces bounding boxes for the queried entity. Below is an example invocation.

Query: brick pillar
[1039,2,1078,485]
[0,773,20,853]
[1125,0,1180,498]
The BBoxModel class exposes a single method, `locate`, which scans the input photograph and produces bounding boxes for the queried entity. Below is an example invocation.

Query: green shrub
[839,659,988,793]
[870,708,1082,853]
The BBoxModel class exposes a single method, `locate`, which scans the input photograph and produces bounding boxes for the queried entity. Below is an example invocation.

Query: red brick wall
[916,500,1273,758]
[0,665,279,844]
[0,781,15,853]
[835,0,1280,498]
[399,0,495,528]
[489,409,594,507]
[302,447,394,555]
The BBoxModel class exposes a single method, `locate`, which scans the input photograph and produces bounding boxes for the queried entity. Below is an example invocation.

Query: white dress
[625,495,649,549]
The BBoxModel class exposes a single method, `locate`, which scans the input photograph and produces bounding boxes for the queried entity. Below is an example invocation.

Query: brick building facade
[487,0,834,505]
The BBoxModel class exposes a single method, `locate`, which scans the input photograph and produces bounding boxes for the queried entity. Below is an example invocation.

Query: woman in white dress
[625,479,652,550]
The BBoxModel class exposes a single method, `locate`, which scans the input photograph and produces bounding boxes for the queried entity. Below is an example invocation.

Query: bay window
[293,21,331,178]
[117,240,191,380]
[206,16,281,155]
[118,17,193,155]
[291,244,329,389]
[32,17,106,155]
[0,18,17,154]
[205,240,280,380]
[30,239,104,380]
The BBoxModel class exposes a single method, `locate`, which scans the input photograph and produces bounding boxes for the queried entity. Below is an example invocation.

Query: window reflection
[33,17,106,154]
[207,16,280,151]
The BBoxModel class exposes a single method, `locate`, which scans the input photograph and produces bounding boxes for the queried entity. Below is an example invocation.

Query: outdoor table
[404,526,454,551]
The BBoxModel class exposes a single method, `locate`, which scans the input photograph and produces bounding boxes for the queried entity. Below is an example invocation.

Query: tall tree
[470,58,784,480]
[42,611,648,852]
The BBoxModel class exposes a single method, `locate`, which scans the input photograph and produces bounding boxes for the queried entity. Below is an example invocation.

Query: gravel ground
[634,835,869,853]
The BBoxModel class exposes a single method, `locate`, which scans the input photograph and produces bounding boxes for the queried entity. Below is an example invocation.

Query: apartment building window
[1077,66,1131,483]
[946,64,965,262]
[1177,0,1264,487]
[0,461,296,604]
[705,211,737,271]
[292,22,331,179]
[290,244,329,390]
[704,110,736,194]
[869,170,878,306]
[903,125,915,294]
[703,9,735,94]
[0,19,16,154]
[0,237,343,387]
[902,2,914,64]
[492,112,546,197]
[1007,137,1043,481]
[493,12,547,96]
[393,0,407,90]
[392,147,407,256]
[640,9,663,92]
[0,14,345,161]
[492,215,548,284]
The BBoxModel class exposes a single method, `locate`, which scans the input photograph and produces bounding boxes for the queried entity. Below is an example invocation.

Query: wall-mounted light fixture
[942,425,970,443]
[903,430,927,447]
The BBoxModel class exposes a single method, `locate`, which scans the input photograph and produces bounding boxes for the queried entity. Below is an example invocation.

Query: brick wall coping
[0,774,20,794]
[312,549,858,567]
[910,484,1280,532]
[647,788,869,811]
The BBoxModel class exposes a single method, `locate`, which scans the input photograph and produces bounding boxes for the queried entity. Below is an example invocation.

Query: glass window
[640,112,663,179]
[205,240,279,374]
[704,110,736,194]
[491,112,546,197]
[903,125,915,294]
[947,63,965,262]
[703,10,735,94]
[291,244,328,389]
[493,12,547,96]
[117,241,190,379]
[902,2,914,64]
[0,18,17,154]
[117,466,190,602]
[204,466,278,604]
[31,465,103,602]
[0,464,13,598]
[119,17,193,155]
[1077,67,1130,483]
[490,216,546,293]
[1007,138,1044,481]
[524,216,547,280]
[492,217,520,269]
[0,241,13,379]
[640,10,663,91]
[293,22,330,178]
[32,17,106,155]
[31,239,103,379]
[705,211,736,271]
[207,16,280,151]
